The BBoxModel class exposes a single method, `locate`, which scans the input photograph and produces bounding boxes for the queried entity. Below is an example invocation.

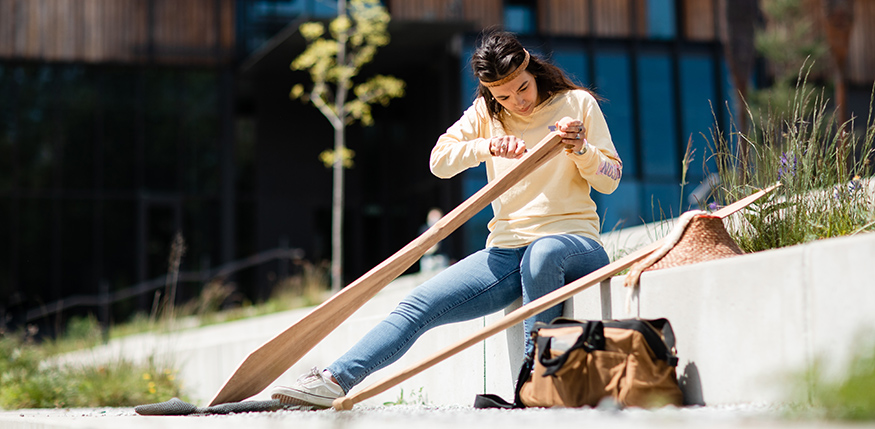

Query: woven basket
[624,214,743,289]
[644,215,743,272]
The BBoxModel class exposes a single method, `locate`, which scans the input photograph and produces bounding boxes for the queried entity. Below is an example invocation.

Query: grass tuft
[0,331,185,409]
[704,73,875,251]
[786,335,875,421]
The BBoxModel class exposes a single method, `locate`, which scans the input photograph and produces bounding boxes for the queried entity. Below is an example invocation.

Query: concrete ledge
[60,271,487,406]
[59,232,875,407]
[572,231,875,405]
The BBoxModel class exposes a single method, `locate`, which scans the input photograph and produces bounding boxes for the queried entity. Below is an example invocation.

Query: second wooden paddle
[332,184,780,410]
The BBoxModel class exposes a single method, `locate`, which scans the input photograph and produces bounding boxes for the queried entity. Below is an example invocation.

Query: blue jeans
[326,234,609,394]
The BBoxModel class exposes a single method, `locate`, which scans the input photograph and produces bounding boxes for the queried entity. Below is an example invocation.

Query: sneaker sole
[271,391,334,409]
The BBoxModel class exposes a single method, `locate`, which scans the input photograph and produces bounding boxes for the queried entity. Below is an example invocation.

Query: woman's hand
[556,117,586,153]
[489,136,527,159]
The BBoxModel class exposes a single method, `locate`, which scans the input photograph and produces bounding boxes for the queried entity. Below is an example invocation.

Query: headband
[480,50,530,88]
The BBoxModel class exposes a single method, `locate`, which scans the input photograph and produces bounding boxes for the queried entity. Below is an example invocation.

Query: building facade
[1,0,874,333]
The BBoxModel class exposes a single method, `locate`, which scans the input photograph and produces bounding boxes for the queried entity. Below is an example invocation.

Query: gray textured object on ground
[135,397,312,415]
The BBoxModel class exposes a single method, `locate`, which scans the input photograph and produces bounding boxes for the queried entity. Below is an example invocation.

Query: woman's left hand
[556,117,586,153]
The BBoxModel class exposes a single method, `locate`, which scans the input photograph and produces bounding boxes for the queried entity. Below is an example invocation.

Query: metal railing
[24,246,305,323]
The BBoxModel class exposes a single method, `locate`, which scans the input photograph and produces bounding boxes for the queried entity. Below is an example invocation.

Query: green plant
[751,0,828,120]
[153,231,187,325]
[107,312,155,340]
[788,334,875,421]
[705,72,875,252]
[290,0,405,292]
[40,315,104,355]
[0,331,186,409]
[180,279,238,319]
[383,387,429,406]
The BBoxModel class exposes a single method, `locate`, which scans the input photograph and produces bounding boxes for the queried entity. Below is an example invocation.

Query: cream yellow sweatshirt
[430,89,622,248]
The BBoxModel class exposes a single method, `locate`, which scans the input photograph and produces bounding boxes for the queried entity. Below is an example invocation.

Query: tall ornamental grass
[707,73,875,252]
[707,76,875,421]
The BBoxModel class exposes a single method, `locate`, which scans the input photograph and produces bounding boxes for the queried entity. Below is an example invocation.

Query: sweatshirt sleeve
[429,100,494,179]
[566,93,623,194]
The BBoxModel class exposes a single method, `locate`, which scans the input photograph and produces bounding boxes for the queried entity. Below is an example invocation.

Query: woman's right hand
[489,136,527,159]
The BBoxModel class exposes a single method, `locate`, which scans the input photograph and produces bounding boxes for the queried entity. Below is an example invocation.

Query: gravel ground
[2,403,870,429]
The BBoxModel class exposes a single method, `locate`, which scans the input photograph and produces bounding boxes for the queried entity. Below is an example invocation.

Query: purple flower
[834,175,862,200]
[777,152,797,181]
[848,175,862,193]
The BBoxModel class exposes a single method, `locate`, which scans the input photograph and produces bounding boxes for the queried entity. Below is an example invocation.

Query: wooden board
[332,183,780,410]
[208,132,566,406]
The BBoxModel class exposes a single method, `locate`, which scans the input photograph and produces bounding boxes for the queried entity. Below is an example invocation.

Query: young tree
[722,0,758,168]
[821,0,855,178]
[290,0,405,292]
[752,0,828,116]
[822,0,854,127]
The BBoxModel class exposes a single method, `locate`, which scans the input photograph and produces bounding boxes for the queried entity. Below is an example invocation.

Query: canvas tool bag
[475,318,684,409]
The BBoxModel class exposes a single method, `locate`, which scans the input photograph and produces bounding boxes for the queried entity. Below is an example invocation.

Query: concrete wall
[62,232,875,408]
[572,231,875,406]
[60,271,489,407]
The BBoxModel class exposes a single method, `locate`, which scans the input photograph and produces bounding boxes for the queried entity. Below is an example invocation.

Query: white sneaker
[271,367,343,409]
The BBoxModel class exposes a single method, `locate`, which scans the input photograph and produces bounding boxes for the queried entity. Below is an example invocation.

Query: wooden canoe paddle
[208,131,566,406]
[331,183,780,410]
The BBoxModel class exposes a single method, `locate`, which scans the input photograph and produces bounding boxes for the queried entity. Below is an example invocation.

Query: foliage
[787,334,875,421]
[319,146,356,168]
[383,387,429,406]
[0,331,185,409]
[40,315,104,355]
[751,0,828,119]
[290,0,405,292]
[289,0,405,133]
[706,72,875,252]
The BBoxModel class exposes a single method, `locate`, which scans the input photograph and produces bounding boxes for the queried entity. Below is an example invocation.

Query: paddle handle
[207,132,565,406]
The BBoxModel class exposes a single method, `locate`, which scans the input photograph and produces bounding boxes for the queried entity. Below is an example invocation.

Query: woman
[271,30,622,408]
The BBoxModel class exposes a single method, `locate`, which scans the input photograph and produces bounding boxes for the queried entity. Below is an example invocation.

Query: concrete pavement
[1,403,863,429]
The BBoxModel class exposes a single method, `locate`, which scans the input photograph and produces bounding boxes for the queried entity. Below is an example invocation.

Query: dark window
[58,67,98,191]
[643,182,681,220]
[103,201,137,289]
[552,45,590,87]
[243,1,340,53]
[0,200,11,300]
[18,199,53,300]
[647,0,676,39]
[679,54,719,183]
[504,1,536,35]
[102,69,140,192]
[592,51,640,230]
[638,52,678,181]
[0,62,232,325]
[0,65,16,192]
[594,51,635,176]
[597,180,641,232]
[60,201,96,293]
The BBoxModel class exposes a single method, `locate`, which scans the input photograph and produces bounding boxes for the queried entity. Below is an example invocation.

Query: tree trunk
[722,0,758,171]
[822,0,853,125]
[331,126,344,293]
[822,0,854,177]
[331,0,348,293]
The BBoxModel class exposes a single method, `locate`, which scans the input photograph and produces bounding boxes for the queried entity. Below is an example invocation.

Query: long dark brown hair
[471,30,595,123]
